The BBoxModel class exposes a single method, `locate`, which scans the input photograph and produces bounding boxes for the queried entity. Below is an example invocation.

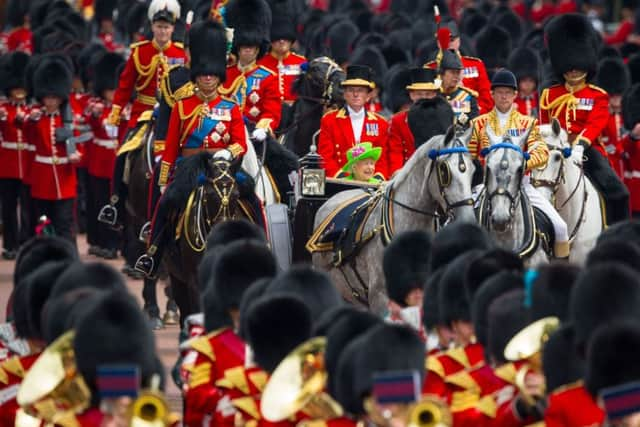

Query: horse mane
[163,151,214,209]
[391,134,444,187]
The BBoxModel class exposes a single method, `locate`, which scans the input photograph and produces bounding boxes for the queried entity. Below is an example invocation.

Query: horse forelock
[539,123,569,149]
[392,134,444,186]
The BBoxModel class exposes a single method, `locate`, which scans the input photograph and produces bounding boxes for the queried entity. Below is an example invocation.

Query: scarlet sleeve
[317,113,339,177]
[387,114,405,175]
[112,48,138,111]
[229,104,248,157]
[158,100,183,185]
[604,21,634,45]
[259,74,282,132]
[582,90,610,145]
[475,62,494,113]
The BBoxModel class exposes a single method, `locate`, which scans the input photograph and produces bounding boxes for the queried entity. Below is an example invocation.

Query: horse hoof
[163,310,179,326]
[148,316,164,330]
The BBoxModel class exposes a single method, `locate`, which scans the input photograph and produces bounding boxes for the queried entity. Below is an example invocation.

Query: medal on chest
[365,122,379,136]
[576,98,594,111]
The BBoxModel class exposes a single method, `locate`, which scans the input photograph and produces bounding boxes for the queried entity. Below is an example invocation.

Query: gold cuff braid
[228,143,244,159]
[106,105,122,126]
[255,118,273,133]
[158,161,171,186]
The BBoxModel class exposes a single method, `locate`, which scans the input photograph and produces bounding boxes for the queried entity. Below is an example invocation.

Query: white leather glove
[251,127,267,142]
[105,123,119,139]
[213,149,233,161]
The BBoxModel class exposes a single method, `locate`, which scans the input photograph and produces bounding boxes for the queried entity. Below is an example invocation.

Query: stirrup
[134,254,156,278]
[139,221,152,243]
[98,204,118,226]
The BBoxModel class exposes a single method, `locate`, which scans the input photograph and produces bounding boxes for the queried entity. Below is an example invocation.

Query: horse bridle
[481,142,529,221]
[207,159,238,222]
[427,142,475,217]
[530,145,572,204]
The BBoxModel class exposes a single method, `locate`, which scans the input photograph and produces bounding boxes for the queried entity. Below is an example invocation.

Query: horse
[280,56,346,157]
[477,127,548,266]
[162,152,254,323]
[532,119,604,264]
[310,126,477,314]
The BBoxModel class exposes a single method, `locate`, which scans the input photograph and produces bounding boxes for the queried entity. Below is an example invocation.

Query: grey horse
[311,126,477,314]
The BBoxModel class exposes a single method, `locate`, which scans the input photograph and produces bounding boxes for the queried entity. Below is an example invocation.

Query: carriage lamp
[299,144,326,197]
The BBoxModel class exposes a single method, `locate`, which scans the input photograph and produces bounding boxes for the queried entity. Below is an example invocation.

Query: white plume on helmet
[147,0,181,22]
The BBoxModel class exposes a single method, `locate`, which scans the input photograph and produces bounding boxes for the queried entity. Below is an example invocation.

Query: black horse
[280,56,346,157]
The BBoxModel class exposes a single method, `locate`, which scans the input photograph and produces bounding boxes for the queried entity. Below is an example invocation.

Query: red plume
[437,27,451,50]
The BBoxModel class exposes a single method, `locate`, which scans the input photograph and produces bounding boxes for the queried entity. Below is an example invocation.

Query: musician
[317,65,389,178]
[439,50,479,123]
[540,13,630,224]
[135,20,248,279]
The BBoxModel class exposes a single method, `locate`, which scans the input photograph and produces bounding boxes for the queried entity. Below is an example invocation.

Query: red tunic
[426,56,493,114]
[5,27,32,54]
[540,83,610,156]
[514,92,539,119]
[600,112,625,178]
[387,110,414,175]
[98,32,124,53]
[0,101,32,181]
[112,40,186,128]
[27,112,78,200]
[530,3,556,24]
[545,381,605,427]
[317,107,390,178]
[622,134,640,213]
[86,99,119,179]
[222,63,282,132]
[0,353,40,427]
[422,342,485,401]
[69,92,91,169]
[258,51,307,103]
[158,93,247,186]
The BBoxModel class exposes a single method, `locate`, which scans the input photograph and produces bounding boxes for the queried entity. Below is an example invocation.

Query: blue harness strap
[480,142,531,160]
[428,146,469,159]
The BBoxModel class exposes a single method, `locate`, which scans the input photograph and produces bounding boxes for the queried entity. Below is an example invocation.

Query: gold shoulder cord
[133,46,167,92]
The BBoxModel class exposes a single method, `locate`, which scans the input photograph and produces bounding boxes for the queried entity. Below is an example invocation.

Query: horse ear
[551,118,561,137]
[444,125,455,145]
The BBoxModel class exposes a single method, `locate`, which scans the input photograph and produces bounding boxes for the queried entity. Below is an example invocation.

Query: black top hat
[491,69,518,90]
[341,64,375,89]
[439,49,463,72]
[406,67,441,91]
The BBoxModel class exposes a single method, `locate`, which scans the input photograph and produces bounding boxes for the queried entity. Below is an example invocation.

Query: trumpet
[504,316,560,406]
[129,374,180,427]
[408,397,452,427]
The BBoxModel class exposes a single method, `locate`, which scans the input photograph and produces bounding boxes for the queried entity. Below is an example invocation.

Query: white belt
[1,141,30,150]
[35,155,70,165]
[93,138,118,149]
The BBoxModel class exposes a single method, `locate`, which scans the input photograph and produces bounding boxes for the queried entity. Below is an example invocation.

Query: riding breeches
[522,177,569,243]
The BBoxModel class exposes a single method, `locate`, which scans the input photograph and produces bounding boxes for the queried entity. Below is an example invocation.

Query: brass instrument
[407,396,452,427]
[129,374,180,427]
[16,330,91,427]
[504,316,560,406]
[261,337,344,422]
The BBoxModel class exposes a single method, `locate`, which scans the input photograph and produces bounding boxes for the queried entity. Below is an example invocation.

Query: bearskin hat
[464,248,523,301]
[77,42,107,91]
[599,45,622,61]
[267,266,343,321]
[384,30,411,67]
[33,54,73,102]
[429,222,494,273]
[407,97,454,149]
[507,47,541,83]
[543,324,585,393]
[94,0,117,22]
[570,262,640,354]
[23,261,73,340]
[12,282,32,339]
[14,236,78,288]
[471,271,523,346]
[383,230,431,307]
[92,52,125,97]
[325,310,381,399]
[7,0,30,27]
[529,263,580,322]
[269,0,296,41]
[352,323,425,399]
[126,1,148,40]
[586,321,640,397]
[29,0,52,31]
[382,64,412,113]
[414,39,439,67]
[623,84,640,130]
[74,291,159,401]
[313,306,355,337]
[209,240,277,313]
[335,331,368,415]
[546,14,600,80]
[326,19,360,66]
[51,261,127,299]
[245,294,313,373]
[237,277,271,340]
[487,289,529,364]
[422,268,444,331]
[0,52,31,96]
[201,286,233,332]
[43,287,105,344]
[475,25,511,71]
[596,58,631,96]
[439,250,482,326]
[460,8,488,38]
[596,219,640,247]
[225,0,272,50]
[188,20,228,82]
[349,45,388,88]
[586,240,640,274]
[494,9,522,44]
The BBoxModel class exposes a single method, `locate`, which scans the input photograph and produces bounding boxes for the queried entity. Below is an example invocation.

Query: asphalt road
[0,237,184,413]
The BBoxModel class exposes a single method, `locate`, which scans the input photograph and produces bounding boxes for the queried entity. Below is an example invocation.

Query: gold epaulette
[461,55,482,62]
[173,41,184,49]
[588,84,608,94]
[322,107,339,118]
[460,85,479,98]
[335,108,347,119]
[291,52,306,60]
[548,379,584,396]
[366,111,386,121]
[130,40,150,49]
[1,356,25,378]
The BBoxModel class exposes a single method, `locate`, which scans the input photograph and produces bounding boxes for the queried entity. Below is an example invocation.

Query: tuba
[261,337,344,422]
[16,330,91,427]
[504,316,560,406]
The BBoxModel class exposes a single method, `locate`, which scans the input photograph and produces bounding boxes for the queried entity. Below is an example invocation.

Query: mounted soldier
[540,13,630,225]
[439,49,479,123]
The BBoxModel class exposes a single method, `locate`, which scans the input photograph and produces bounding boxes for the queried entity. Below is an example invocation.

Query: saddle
[478,190,554,258]
[306,191,380,266]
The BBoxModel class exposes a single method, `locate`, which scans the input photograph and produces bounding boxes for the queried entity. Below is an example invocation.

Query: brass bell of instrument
[17,330,91,427]
[261,337,344,422]
[130,374,180,427]
[408,397,452,427]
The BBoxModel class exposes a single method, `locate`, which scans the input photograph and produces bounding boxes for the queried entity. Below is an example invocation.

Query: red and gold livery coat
[387,109,414,175]
[222,63,282,133]
[422,342,485,400]
[258,51,307,104]
[111,40,187,128]
[0,353,40,426]
[469,108,549,171]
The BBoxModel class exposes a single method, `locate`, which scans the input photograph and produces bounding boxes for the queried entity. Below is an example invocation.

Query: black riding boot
[134,196,169,279]
[98,153,128,229]
[583,145,631,225]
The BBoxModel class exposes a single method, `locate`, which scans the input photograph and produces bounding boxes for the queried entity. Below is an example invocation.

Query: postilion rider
[469,69,571,258]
